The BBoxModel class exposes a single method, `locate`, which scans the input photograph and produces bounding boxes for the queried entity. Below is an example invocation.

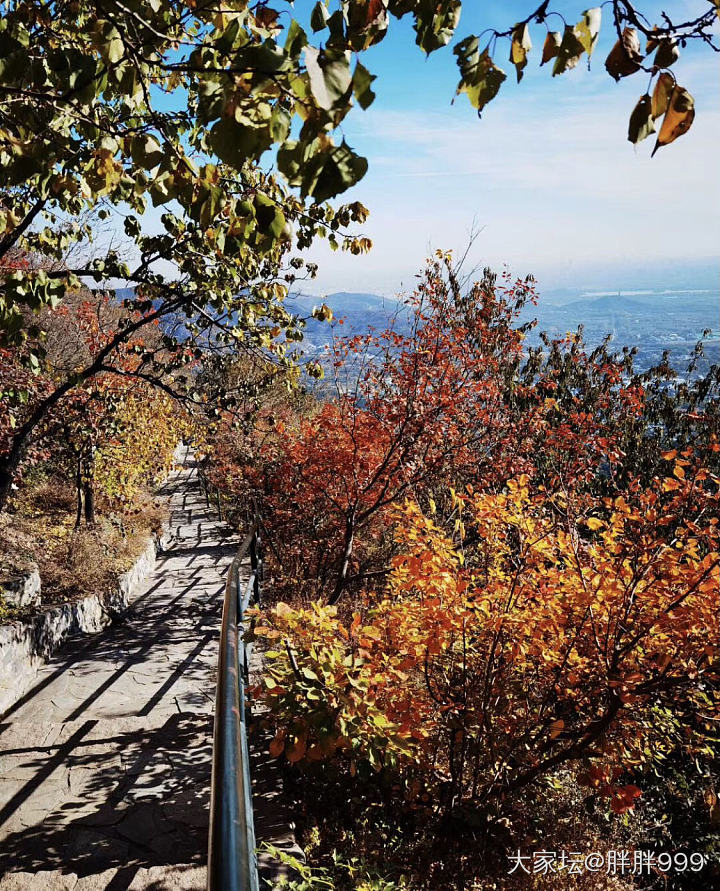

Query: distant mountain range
[287,292,406,344]
[291,292,393,313]
[107,283,719,374]
[290,287,718,375]
[291,288,717,332]
[563,295,656,314]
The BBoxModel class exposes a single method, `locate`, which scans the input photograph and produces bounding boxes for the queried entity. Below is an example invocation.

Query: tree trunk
[328,509,355,606]
[75,455,84,529]
[0,463,15,512]
[83,446,96,525]
[83,480,95,526]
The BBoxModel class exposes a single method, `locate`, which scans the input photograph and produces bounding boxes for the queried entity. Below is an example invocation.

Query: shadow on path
[0,454,242,889]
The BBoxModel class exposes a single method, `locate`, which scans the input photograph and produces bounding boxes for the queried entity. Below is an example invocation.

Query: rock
[0,565,41,609]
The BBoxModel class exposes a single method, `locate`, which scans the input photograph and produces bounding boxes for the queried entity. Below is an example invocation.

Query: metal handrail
[208,517,263,891]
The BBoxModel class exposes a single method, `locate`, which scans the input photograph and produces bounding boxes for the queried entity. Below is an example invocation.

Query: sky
[295,1,720,298]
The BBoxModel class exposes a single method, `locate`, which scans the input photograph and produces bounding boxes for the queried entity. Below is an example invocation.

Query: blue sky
[297,1,720,297]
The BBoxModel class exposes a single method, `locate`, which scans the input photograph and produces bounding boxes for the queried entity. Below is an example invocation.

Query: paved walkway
[0,451,245,889]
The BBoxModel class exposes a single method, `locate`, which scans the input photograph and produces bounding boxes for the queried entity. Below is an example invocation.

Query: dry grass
[0,475,168,616]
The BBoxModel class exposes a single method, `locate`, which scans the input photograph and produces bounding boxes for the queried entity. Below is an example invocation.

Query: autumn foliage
[206,253,720,846]
[215,255,649,606]
[1,289,191,522]
[257,465,718,815]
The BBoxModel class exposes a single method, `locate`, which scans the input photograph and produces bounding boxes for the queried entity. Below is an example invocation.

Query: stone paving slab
[0,451,245,889]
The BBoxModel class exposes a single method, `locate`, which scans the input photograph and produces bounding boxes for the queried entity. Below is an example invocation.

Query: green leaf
[310,1,329,32]
[99,22,125,64]
[310,141,368,203]
[208,115,273,166]
[270,105,291,143]
[454,38,506,113]
[132,134,165,170]
[279,138,368,202]
[352,61,376,110]
[284,19,307,57]
[124,215,142,237]
[304,46,352,111]
[414,0,461,54]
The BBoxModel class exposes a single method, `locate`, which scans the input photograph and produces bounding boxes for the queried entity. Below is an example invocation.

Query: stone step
[0,712,212,887]
[0,864,206,890]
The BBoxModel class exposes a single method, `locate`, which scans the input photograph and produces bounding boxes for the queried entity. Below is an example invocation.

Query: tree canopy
[203,255,719,885]
[1,0,717,342]
[1,0,717,503]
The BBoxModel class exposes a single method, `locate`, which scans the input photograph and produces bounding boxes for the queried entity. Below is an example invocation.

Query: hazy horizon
[294,1,719,298]
[294,255,720,302]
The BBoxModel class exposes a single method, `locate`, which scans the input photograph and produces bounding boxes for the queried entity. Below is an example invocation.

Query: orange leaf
[549,719,564,739]
[286,736,307,763]
[652,85,695,156]
[269,733,285,758]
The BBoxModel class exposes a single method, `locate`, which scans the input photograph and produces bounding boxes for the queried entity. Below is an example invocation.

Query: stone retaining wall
[0,535,160,716]
[0,565,41,609]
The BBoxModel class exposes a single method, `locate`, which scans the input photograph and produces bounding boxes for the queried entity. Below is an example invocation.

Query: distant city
[290,285,719,377]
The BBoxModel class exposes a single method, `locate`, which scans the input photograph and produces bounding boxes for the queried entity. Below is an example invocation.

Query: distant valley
[289,287,719,376]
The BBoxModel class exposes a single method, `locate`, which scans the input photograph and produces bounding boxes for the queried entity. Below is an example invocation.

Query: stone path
[0,450,246,889]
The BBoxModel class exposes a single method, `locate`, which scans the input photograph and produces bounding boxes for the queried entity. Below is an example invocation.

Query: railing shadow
[0,712,213,880]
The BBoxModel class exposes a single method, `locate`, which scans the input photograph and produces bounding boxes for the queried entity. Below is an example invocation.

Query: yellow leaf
[587,517,603,530]
[510,23,532,82]
[576,7,602,57]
